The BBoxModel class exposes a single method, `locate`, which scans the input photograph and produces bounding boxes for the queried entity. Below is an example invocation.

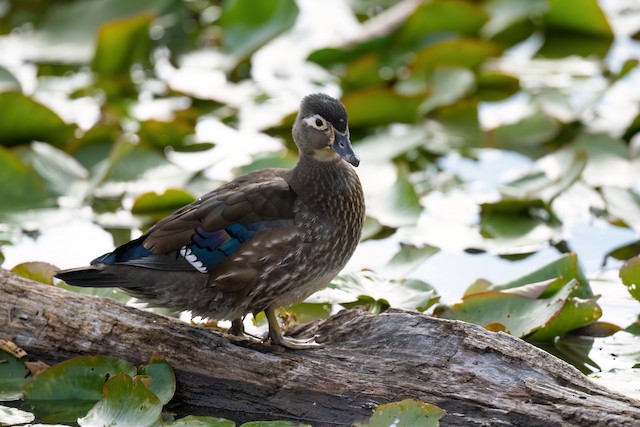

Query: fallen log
[1,268,639,426]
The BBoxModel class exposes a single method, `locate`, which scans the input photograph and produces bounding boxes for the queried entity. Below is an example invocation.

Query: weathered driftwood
[1,268,639,426]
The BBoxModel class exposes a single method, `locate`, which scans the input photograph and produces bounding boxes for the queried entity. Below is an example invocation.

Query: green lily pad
[240,422,311,427]
[0,146,50,212]
[17,141,89,198]
[379,243,440,278]
[218,0,298,61]
[481,0,548,43]
[77,373,162,427]
[479,198,562,254]
[22,356,136,423]
[0,350,30,402]
[343,88,424,127]
[601,187,640,234]
[494,253,592,298]
[0,65,21,92]
[603,241,640,265]
[137,356,175,406]
[166,415,235,427]
[10,262,58,285]
[527,295,602,341]
[476,71,520,101]
[366,163,421,228]
[489,111,560,153]
[419,67,475,115]
[544,0,613,39]
[131,189,196,219]
[0,92,73,147]
[25,0,176,64]
[356,398,445,427]
[314,271,439,313]
[92,13,153,76]
[436,278,577,337]
[412,38,501,74]
[619,255,640,302]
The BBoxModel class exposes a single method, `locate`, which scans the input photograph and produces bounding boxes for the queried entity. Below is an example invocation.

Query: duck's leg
[227,317,263,342]
[265,307,322,349]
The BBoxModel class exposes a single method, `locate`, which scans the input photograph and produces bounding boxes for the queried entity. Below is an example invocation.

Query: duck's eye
[315,118,323,127]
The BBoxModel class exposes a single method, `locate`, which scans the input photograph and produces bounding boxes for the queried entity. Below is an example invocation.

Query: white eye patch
[304,115,329,130]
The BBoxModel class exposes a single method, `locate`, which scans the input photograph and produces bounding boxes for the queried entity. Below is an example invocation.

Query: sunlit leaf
[619,255,640,302]
[366,163,421,228]
[412,38,502,74]
[479,198,562,254]
[77,374,162,427]
[489,111,560,153]
[574,133,630,187]
[240,422,311,427]
[0,92,73,147]
[494,253,592,298]
[218,0,298,60]
[0,65,21,92]
[17,141,89,198]
[379,243,439,278]
[355,398,445,427]
[482,0,547,43]
[0,350,30,401]
[476,70,520,101]
[0,146,50,212]
[24,0,177,64]
[92,13,154,76]
[166,415,235,427]
[312,271,439,313]
[22,356,136,423]
[601,187,640,234]
[131,189,195,218]
[526,296,602,341]
[343,88,424,127]
[437,279,576,337]
[137,357,175,406]
[419,67,475,115]
[603,241,640,265]
[10,262,58,285]
[544,0,613,39]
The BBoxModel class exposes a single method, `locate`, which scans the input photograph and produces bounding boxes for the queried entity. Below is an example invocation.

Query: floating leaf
[0,146,49,212]
[0,65,21,92]
[11,262,58,285]
[437,279,576,338]
[356,398,445,427]
[77,374,161,427]
[131,189,196,219]
[343,88,424,127]
[240,422,311,427]
[412,38,502,74]
[526,295,602,341]
[619,255,640,302]
[601,187,640,234]
[489,111,560,153]
[0,350,30,402]
[218,0,298,60]
[379,243,440,278]
[0,92,73,147]
[574,133,630,187]
[419,67,475,115]
[92,13,153,76]
[166,415,235,427]
[23,356,136,423]
[313,271,439,313]
[137,357,175,406]
[476,70,520,101]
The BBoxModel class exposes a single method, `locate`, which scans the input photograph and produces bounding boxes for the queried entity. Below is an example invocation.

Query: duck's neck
[289,155,360,206]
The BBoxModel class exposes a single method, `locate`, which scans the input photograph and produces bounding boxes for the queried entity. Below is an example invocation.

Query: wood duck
[55,93,365,349]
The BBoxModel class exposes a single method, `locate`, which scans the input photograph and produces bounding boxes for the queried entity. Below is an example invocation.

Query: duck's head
[293,93,359,167]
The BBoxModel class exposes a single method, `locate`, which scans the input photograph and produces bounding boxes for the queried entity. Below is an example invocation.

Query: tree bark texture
[1,269,639,426]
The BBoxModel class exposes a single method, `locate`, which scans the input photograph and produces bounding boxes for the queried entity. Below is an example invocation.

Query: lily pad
[22,356,136,423]
[0,350,30,401]
[343,88,424,127]
[166,415,235,427]
[131,189,196,219]
[379,243,440,278]
[77,373,162,427]
[0,92,73,147]
[619,255,640,302]
[0,65,21,92]
[10,262,58,285]
[436,278,577,337]
[365,163,421,228]
[356,398,445,427]
[240,422,311,427]
[218,0,298,61]
[419,67,475,115]
[0,146,50,212]
[137,356,175,406]
[601,187,640,234]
